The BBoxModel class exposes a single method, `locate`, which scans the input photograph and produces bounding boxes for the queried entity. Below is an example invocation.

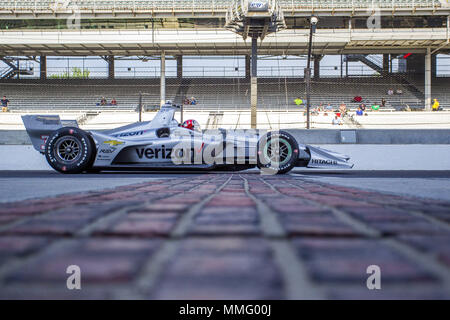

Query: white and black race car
[22,103,353,174]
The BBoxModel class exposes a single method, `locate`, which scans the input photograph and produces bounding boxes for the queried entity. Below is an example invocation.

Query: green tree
[49,67,90,79]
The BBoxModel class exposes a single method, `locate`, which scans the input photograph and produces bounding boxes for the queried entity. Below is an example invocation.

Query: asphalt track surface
[0,170,449,299]
[1,170,449,203]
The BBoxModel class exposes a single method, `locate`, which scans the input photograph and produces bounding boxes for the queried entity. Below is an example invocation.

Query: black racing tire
[257,130,299,175]
[86,134,98,172]
[45,127,95,174]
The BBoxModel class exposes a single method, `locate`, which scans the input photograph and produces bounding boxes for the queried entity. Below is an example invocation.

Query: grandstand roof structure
[0,27,448,56]
[0,0,449,18]
[0,0,449,56]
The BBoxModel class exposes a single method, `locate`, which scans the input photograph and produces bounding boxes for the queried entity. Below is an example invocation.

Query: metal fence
[41,65,384,79]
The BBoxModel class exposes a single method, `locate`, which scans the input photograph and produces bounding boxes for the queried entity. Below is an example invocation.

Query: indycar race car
[22,103,353,174]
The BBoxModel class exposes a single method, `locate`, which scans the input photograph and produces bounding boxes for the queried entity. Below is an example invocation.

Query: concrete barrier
[1,129,449,145]
[318,145,450,170]
[0,130,31,145]
[0,145,52,171]
[1,144,449,171]
[286,129,450,144]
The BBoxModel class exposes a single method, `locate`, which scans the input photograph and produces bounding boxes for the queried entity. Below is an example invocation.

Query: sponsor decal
[40,135,49,151]
[195,142,205,154]
[100,148,116,154]
[112,130,146,138]
[103,140,124,147]
[311,159,338,166]
[136,145,172,160]
[36,116,60,125]
[249,1,266,9]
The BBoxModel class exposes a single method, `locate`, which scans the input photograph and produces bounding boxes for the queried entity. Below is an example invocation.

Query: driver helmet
[181,119,201,132]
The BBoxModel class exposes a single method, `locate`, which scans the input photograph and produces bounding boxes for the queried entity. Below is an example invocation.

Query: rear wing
[21,115,79,153]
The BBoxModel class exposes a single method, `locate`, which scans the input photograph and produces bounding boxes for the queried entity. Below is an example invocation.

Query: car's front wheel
[257,131,299,175]
[45,127,95,174]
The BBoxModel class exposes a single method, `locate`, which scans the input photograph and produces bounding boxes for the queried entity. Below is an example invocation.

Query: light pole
[139,92,143,122]
[251,35,258,129]
[305,16,318,129]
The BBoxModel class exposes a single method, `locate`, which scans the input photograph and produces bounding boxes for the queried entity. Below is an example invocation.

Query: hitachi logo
[312,159,338,165]
[136,145,172,159]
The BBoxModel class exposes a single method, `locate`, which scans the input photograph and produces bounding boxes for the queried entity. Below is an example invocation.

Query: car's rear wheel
[257,131,299,175]
[45,127,95,174]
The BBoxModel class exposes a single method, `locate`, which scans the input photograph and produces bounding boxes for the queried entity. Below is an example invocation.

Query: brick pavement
[0,173,449,299]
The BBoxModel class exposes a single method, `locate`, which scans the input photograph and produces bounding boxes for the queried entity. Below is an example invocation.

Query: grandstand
[0,1,447,18]
[0,77,426,111]
[407,77,450,109]
[0,0,449,129]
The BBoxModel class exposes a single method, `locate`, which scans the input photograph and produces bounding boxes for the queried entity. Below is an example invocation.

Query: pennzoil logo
[103,140,124,147]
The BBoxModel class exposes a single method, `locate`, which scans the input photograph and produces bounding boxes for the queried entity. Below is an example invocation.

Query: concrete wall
[1,145,449,171]
[286,129,450,144]
[1,129,449,145]
[0,131,31,145]
[319,144,450,170]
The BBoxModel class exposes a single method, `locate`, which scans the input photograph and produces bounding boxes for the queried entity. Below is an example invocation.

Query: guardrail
[24,64,400,79]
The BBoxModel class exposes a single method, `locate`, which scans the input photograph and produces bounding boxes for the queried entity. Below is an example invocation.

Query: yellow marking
[103,140,124,147]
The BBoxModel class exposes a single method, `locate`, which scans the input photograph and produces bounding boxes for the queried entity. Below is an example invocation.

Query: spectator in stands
[371,104,380,111]
[401,104,412,112]
[1,96,9,112]
[100,97,107,106]
[190,96,197,105]
[387,88,394,95]
[432,99,441,111]
[356,107,364,116]
[339,102,347,116]
[111,98,117,106]
[332,116,342,126]
[294,97,303,106]
[183,97,190,105]
[396,88,403,95]
[381,98,386,108]
[325,103,333,111]
[359,103,366,112]
[352,96,362,103]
